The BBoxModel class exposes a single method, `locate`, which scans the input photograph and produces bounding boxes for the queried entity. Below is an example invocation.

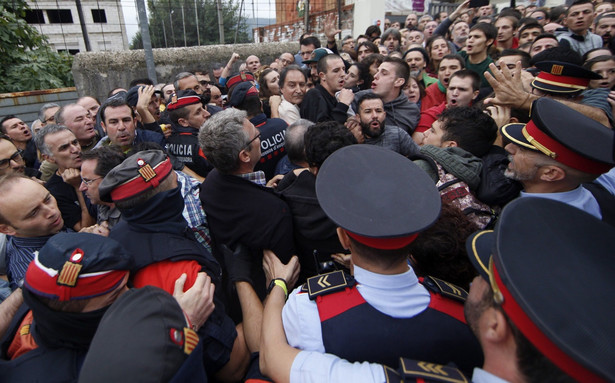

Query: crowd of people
[0,0,615,381]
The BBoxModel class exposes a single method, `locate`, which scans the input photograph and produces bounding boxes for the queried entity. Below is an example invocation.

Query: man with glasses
[38,103,60,127]
[174,71,222,116]
[199,108,295,308]
[0,135,39,178]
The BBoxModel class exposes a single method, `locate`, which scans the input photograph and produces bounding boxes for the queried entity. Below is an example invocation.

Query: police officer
[166,90,213,178]
[281,145,483,373]
[501,98,615,223]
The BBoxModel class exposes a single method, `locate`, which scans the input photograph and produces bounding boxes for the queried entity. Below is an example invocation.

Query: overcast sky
[121,0,277,41]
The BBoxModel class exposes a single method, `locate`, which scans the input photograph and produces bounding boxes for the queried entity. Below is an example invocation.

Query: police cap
[531,60,601,94]
[316,145,441,250]
[99,149,173,203]
[466,197,615,382]
[24,232,132,301]
[501,98,615,174]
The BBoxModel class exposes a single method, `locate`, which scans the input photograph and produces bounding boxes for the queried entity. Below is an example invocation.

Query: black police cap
[501,98,615,174]
[532,60,601,94]
[466,197,615,381]
[315,145,441,249]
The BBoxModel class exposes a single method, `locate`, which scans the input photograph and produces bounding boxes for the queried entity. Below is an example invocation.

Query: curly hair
[409,200,479,290]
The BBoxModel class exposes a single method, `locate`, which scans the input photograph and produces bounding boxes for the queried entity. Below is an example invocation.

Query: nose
[79,181,87,192]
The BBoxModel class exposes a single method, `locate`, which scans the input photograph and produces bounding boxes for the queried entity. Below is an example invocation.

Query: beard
[361,119,385,138]
[410,69,422,78]
[503,155,539,181]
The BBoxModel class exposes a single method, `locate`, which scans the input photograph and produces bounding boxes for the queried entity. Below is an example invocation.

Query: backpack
[434,162,500,229]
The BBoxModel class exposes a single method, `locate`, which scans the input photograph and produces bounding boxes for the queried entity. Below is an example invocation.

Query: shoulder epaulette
[383,365,402,383]
[422,276,468,303]
[299,283,309,293]
[397,358,470,382]
[307,270,355,300]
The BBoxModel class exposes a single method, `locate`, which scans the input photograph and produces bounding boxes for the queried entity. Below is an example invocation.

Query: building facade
[24,0,129,53]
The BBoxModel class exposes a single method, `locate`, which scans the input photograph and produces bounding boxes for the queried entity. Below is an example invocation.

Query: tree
[130,0,250,49]
[0,0,74,92]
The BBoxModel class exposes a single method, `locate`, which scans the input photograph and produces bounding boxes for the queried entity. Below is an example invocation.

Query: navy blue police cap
[315,145,441,250]
[24,232,133,301]
[166,89,203,111]
[228,81,260,107]
[531,60,601,94]
[466,197,615,382]
[501,98,615,174]
[79,286,205,382]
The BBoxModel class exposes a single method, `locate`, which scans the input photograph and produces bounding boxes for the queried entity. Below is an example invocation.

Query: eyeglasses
[199,80,212,86]
[0,151,23,169]
[244,133,261,149]
[81,176,102,186]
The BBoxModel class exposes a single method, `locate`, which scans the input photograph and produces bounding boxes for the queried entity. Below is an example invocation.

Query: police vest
[0,306,85,382]
[109,221,221,286]
[166,132,213,177]
[306,271,483,373]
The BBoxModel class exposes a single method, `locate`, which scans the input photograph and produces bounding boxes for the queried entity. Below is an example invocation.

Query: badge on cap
[57,248,84,287]
[551,64,564,75]
[137,158,157,182]
[183,327,199,355]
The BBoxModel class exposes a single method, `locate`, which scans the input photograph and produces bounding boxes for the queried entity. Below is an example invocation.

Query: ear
[487,38,495,47]
[238,148,251,164]
[0,223,17,236]
[472,90,480,101]
[394,77,405,88]
[319,71,326,81]
[442,140,458,148]
[100,122,107,134]
[177,117,190,128]
[539,165,566,182]
[336,227,351,250]
[43,153,55,164]
[482,307,512,344]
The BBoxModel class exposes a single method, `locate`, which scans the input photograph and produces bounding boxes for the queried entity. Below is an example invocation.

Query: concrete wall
[0,88,78,127]
[72,42,300,102]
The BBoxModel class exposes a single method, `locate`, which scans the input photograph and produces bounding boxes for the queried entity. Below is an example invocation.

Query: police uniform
[501,98,615,223]
[165,90,214,177]
[0,233,133,382]
[282,145,483,376]
[98,150,237,377]
[466,197,615,381]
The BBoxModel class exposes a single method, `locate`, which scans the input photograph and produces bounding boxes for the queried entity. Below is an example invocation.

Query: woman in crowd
[425,35,451,76]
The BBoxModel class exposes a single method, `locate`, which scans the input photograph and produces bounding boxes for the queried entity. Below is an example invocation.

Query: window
[91,9,107,23]
[25,10,45,24]
[58,49,80,55]
[46,9,73,24]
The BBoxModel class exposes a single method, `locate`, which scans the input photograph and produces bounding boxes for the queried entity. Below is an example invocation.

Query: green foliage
[0,0,74,92]
[130,0,250,49]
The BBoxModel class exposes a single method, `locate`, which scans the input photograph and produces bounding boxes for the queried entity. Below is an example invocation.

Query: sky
[121,0,277,41]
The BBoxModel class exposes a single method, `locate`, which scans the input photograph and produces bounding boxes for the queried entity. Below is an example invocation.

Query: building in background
[24,0,129,53]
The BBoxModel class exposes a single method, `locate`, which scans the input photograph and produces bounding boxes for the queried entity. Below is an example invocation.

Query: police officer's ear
[336,227,351,250]
[538,165,566,182]
[177,117,191,128]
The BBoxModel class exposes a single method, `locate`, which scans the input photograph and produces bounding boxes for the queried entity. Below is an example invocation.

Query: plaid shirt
[176,171,212,251]
[237,170,267,186]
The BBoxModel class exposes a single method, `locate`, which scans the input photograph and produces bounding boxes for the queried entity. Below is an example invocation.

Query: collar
[471,368,511,383]
[236,170,267,186]
[9,234,55,247]
[249,113,267,127]
[353,264,418,290]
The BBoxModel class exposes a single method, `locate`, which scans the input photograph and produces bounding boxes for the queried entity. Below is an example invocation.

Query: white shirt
[282,265,431,352]
[279,98,301,125]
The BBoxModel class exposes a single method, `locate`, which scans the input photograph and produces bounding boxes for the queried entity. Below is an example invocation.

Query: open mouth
[449,98,457,105]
